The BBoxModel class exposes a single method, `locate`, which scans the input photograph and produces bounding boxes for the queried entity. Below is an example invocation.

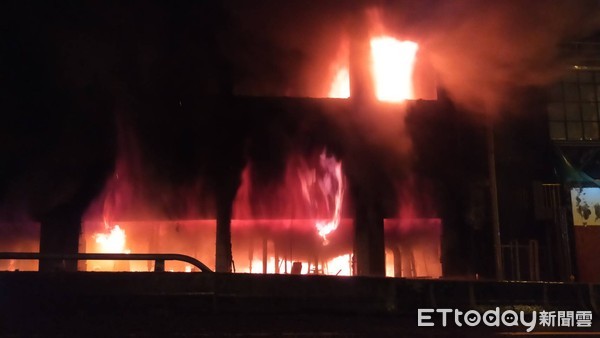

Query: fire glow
[94,225,129,254]
[327,36,418,102]
[314,152,344,245]
[79,140,441,277]
[328,67,350,98]
[371,37,418,102]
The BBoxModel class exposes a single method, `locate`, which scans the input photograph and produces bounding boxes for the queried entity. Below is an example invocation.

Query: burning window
[370,38,418,102]
[327,36,422,102]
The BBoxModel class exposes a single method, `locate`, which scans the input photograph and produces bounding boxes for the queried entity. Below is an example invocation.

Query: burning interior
[0,2,456,278]
[81,147,441,277]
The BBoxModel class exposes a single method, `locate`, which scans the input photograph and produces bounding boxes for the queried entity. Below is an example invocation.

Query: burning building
[1,0,599,283]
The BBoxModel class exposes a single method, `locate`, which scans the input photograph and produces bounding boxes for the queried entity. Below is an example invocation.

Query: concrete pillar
[346,6,386,277]
[215,197,233,273]
[353,195,386,276]
[348,8,375,105]
[39,208,82,272]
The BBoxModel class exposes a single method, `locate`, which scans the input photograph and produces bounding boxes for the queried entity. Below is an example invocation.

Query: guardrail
[0,252,213,273]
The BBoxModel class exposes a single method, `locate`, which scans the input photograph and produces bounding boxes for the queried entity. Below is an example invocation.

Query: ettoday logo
[418,308,593,332]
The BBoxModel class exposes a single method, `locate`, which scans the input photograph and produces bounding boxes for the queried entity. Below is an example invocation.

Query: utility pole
[487,121,504,280]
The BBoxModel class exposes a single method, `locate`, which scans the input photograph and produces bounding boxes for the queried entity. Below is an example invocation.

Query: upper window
[548,69,600,141]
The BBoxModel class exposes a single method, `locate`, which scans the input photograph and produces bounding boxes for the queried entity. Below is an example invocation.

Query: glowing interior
[370,37,418,102]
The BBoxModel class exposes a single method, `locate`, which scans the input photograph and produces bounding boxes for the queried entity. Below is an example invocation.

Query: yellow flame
[328,67,350,98]
[249,258,277,274]
[327,37,418,102]
[370,37,418,102]
[94,225,127,253]
[326,254,352,276]
[315,220,337,244]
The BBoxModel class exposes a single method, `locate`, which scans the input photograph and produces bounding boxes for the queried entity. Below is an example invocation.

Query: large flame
[327,36,418,102]
[326,253,352,276]
[94,225,128,253]
[371,37,418,102]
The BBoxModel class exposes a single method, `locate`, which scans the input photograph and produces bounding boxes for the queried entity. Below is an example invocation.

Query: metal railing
[501,240,540,281]
[0,252,213,273]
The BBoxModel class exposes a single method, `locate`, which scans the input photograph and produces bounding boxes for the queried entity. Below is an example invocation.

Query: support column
[39,206,82,272]
[212,99,244,273]
[349,7,375,105]
[215,197,233,273]
[353,196,386,276]
[487,122,504,280]
[346,6,386,277]
[214,149,243,273]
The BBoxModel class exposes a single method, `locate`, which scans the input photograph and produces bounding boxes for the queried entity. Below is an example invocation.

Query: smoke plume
[416,0,600,114]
